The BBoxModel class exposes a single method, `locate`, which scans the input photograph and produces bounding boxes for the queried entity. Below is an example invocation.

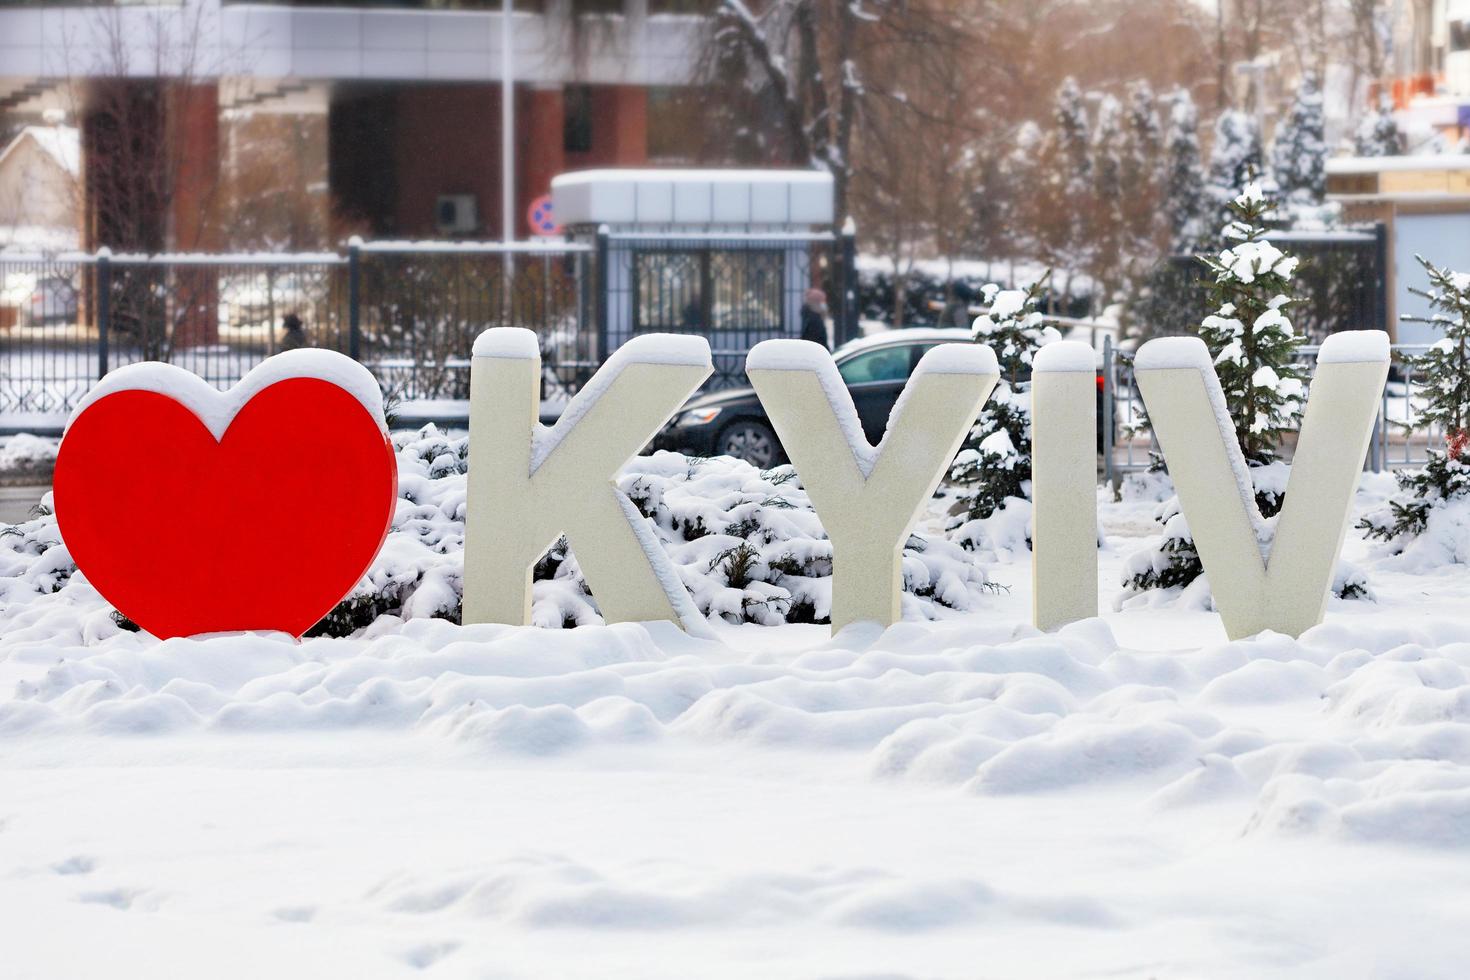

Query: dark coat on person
[800,305,830,349]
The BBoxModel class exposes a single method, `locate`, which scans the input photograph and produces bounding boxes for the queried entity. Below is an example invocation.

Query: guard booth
[552,169,853,390]
[1327,155,1470,344]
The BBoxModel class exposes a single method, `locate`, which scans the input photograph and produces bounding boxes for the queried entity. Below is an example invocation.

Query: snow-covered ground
[4,467,1470,978]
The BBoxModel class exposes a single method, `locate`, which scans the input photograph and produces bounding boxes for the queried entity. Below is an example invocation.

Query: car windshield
[837,345,912,384]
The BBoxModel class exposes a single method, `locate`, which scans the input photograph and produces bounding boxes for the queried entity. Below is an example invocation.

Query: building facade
[1382,0,1470,147]
[0,0,711,249]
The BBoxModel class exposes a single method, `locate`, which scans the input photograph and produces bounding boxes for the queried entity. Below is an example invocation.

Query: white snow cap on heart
[66,349,388,439]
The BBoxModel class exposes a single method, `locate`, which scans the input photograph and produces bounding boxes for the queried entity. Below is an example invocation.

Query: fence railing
[1102,336,1440,485]
[1136,225,1388,343]
[0,240,597,431]
[602,230,852,390]
[0,231,855,431]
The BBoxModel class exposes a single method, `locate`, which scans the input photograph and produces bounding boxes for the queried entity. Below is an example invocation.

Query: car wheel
[717,419,781,468]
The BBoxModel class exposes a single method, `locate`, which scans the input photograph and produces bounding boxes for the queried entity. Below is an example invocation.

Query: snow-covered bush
[1359,257,1470,560]
[1121,80,1163,254]
[1272,74,1327,209]
[0,427,1000,636]
[947,278,1060,552]
[0,497,71,605]
[1206,110,1263,229]
[1355,96,1402,157]
[1192,183,1308,467]
[1121,180,1348,600]
[0,434,58,481]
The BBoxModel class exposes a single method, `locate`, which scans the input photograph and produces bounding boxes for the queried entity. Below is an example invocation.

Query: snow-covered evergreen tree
[1055,77,1092,189]
[1162,88,1208,253]
[1091,94,1127,296]
[1044,78,1095,288]
[949,278,1060,548]
[1122,80,1163,246]
[1124,80,1162,182]
[1122,180,1310,596]
[1207,109,1263,225]
[1093,94,1125,204]
[1272,74,1327,207]
[1355,96,1402,157]
[1360,257,1470,550]
[1196,181,1308,463]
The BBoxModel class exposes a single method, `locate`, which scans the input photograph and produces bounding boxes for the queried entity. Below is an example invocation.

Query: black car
[653,328,1110,468]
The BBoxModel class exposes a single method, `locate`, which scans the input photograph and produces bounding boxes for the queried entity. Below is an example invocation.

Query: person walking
[279,313,308,351]
[800,288,831,350]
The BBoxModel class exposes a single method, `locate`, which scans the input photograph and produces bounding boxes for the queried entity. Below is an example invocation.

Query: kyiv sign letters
[53,328,1389,642]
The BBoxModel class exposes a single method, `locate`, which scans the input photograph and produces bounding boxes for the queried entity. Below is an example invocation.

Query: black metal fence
[601,230,855,390]
[0,243,595,428]
[1102,336,1441,483]
[355,241,595,402]
[0,232,856,431]
[1134,226,1388,342]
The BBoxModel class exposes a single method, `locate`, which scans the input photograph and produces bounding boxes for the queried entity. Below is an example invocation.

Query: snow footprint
[77,887,154,911]
[399,941,461,970]
[51,855,97,876]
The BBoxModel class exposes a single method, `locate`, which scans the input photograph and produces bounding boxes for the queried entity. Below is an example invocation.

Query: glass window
[572,0,623,15]
[563,85,593,154]
[635,251,705,332]
[646,87,703,162]
[838,346,914,385]
[648,0,715,13]
[708,251,782,331]
[633,248,785,334]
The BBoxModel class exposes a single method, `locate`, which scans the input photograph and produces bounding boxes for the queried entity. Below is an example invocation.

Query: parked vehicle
[18,275,78,328]
[652,328,1108,468]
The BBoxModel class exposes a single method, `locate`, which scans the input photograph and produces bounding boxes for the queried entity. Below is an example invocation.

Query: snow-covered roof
[0,126,81,178]
[552,169,834,228]
[1326,154,1470,175]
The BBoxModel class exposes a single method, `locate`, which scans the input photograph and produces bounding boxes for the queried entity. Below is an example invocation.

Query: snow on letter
[746,339,999,632]
[462,328,711,630]
[1030,341,1099,630]
[1134,331,1389,639]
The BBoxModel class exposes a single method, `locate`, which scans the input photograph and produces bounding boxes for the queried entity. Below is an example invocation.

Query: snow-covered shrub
[947,278,1059,552]
[0,496,72,604]
[1355,96,1402,157]
[1359,257,1470,561]
[1161,88,1207,254]
[1271,74,1327,210]
[854,255,1089,328]
[1192,184,1308,467]
[0,427,1000,636]
[1120,80,1164,257]
[620,452,997,624]
[0,434,59,476]
[1206,110,1262,229]
[1119,181,1367,602]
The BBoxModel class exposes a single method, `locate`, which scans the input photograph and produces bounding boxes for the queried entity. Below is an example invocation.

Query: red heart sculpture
[54,369,397,639]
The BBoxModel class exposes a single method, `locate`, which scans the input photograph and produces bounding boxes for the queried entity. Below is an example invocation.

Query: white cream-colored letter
[1031,341,1099,630]
[1133,331,1389,639]
[746,340,999,632]
[463,328,711,629]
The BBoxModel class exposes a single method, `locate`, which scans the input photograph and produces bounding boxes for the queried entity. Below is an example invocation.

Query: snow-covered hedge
[0,426,999,637]
[0,434,58,480]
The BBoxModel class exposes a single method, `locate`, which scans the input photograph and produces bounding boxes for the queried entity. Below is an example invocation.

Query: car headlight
[677,407,722,427]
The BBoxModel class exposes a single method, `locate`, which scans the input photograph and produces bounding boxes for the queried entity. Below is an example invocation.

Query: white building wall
[0,0,704,94]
